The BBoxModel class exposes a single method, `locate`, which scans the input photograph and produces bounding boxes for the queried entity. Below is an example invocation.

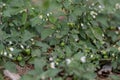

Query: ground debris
[98,64,112,77]
[3,70,21,80]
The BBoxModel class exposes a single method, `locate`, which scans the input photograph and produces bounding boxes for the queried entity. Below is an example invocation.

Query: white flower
[9,41,12,45]
[9,47,14,51]
[102,34,105,37]
[2,3,6,6]
[20,45,24,49]
[49,57,53,61]
[90,11,98,16]
[101,41,105,44]
[30,38,34,41]
[90,55,94,58]
[93,15,96,18]
[31,7,35,10]
[32,42,35,45]
[0,50,3,55]
[99,5,104,9]
[19,9,27,13]
[99,5,102,9]
[55,61,59,65]
[47,13,50,16]
[118,27,120,30]
[113,45,116,47]
[66,59,71,65]
[91,3,95,6]
[118,47,120,51]
[4,51,7,56]
[90,11,98,18]
[18,27,20,30]
[9,54,12,58]
[115,3,120,9]
[112,53,115,57]
[80,56,86,63]
[39,15,43,19]
[45,18,48,21]
[49,35,52,37]
[19,10,23,13]
[24,9,27,12]
[50,62,55,69]
[93,40,96,43]
[115,31,119,34]
[75,38,79,42]
[41,75,45,80]
[56,30,60,33]
[81,23,84,27]
[0,12,2,15]
[49,12,52,15]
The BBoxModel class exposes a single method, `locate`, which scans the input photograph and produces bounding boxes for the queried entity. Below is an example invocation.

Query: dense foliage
[0,0,120,80]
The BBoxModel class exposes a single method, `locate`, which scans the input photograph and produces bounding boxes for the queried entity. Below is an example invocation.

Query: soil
[3,64,34,80]
[2,64,120,80]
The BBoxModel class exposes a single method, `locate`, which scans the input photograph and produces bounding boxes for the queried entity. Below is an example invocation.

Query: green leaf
[35,41,49,52]
[21,75,34,80]
[73,52,84,60]
[0,43,4,51]
[110,74,120,80]
[9,0,24,7]
[107,31,118,42]
[49,16,57,23]
[22,30,34,42]
[22,12,27,25]
[53,78,62,80]
[3,8,21,17]
[3,10,11,17]
[65,46,72,57]
[41,29,54,40]
[34,58,46,71]
[31,49,41,57]
[117,41,120,46]
[49,37,60,45]
[42,0,50,9]
[0,29,5,40]
[96,15,108,26]
[19,60,25,66]
[43,69,60,77]
[73,6,82,16]
[0,73,4,80]
[85,28,95,40]
[4,62,17,73]
[90,27,103,41]
[30,17,42,27]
